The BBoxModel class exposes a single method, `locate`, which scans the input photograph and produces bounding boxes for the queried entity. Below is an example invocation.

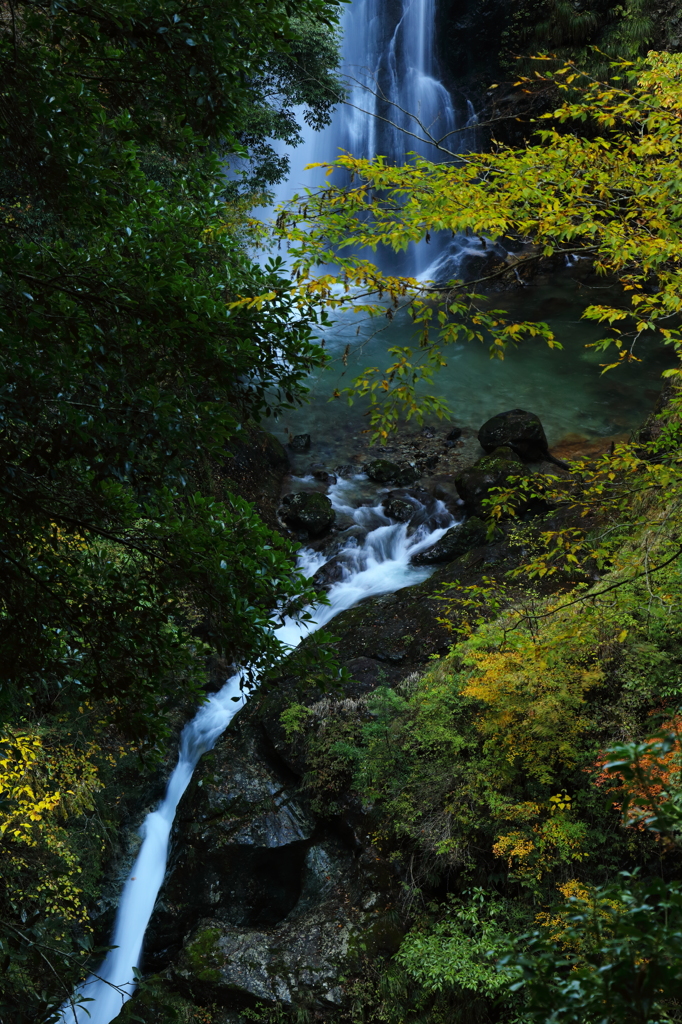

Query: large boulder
[478,408,548,461]
[144,730,317,966]
[147,725,400,1009]
[411,516,488,566]
[174,840,363,1007]
[280,491,335,537]
[455,446,527,517]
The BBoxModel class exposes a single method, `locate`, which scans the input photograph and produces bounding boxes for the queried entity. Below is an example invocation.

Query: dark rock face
[455,446,527,517]
[478,408,549,461]
[411,516,487,565]
[289,434,311,451]
[446,426,463,441]
[365,459,419,486]
[280,492,335,537]
[151,728,399,1008]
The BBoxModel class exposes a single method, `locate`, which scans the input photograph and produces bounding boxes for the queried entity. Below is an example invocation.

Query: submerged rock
[455,446,527,517]
[478,408,548,461]
[310,463,337,485]
[289,434,311,451]
[280,491,335,536]
[412,516,488,565]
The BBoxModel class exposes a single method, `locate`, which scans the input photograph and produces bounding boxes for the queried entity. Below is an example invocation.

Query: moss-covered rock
[478,408,548,459]
[279,491,335,537]
[365,459,420,485]
[455,446,528,516]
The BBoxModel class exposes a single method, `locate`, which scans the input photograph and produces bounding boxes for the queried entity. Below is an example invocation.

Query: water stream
[59,0,671,1016]
[60,476,456,1023]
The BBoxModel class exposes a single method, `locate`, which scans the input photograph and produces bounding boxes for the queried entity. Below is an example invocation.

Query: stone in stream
[411,516,488,565]
[310,463,337,485]
[478,408,549,461]
[382,492,420,522]
[365,458,420,486]
[312,557,346,589]
[455,446,528,517]
[289,433,311,451]
[446,425,462,441]
[279,491,335,536]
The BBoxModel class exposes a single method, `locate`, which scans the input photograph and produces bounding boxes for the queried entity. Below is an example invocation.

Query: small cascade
[60,474,459,1024]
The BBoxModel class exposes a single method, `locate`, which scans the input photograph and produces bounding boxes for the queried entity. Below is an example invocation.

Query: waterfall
[273,0,485,280]
[59,475,458,1024]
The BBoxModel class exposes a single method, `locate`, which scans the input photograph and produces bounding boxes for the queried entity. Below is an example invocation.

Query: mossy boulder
[478,408,548,460]
[365,459,419,486]
[280,491,335,536]
[382,492,419,522]
[454,446,528,517]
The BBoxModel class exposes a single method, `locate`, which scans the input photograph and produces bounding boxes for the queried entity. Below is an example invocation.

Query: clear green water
[277,268,674,459]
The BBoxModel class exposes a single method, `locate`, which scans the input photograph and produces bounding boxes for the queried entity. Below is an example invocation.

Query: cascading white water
[272,0,489,282]
[60,474,459,1024]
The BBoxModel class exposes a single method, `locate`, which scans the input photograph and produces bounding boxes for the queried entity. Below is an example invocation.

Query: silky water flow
[60,475,459,1023]
[61,0,479,1016]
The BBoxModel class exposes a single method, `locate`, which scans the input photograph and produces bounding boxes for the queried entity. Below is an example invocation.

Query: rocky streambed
[96,405,628,1022]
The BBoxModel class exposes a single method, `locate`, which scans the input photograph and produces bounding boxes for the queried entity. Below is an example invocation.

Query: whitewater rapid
[60,473,458,1023]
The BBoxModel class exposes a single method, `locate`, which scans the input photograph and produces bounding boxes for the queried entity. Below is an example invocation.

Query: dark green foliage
[502,0,655,78]
[508,874,682,1024]
[0,1,343,1018]
[0,0,343,742]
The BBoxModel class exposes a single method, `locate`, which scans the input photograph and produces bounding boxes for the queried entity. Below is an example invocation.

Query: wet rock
[478,408,548,461]
[334,463,357,479]
[365,459,420,486]
[158,724,399,1009]
[406,503,453,537]
[312,557,346,590]
[455,446,528,517]
[422,426,436,438]
[446,426,463,441]
[310,464,337,485]
[280,492,335,537]
[411,516,488,565]
[382,492,419,522]
[289,434,311,451]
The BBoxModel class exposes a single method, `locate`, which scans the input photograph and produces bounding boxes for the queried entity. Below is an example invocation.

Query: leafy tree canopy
[0,0,344,739]
[0,0,344,1016]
